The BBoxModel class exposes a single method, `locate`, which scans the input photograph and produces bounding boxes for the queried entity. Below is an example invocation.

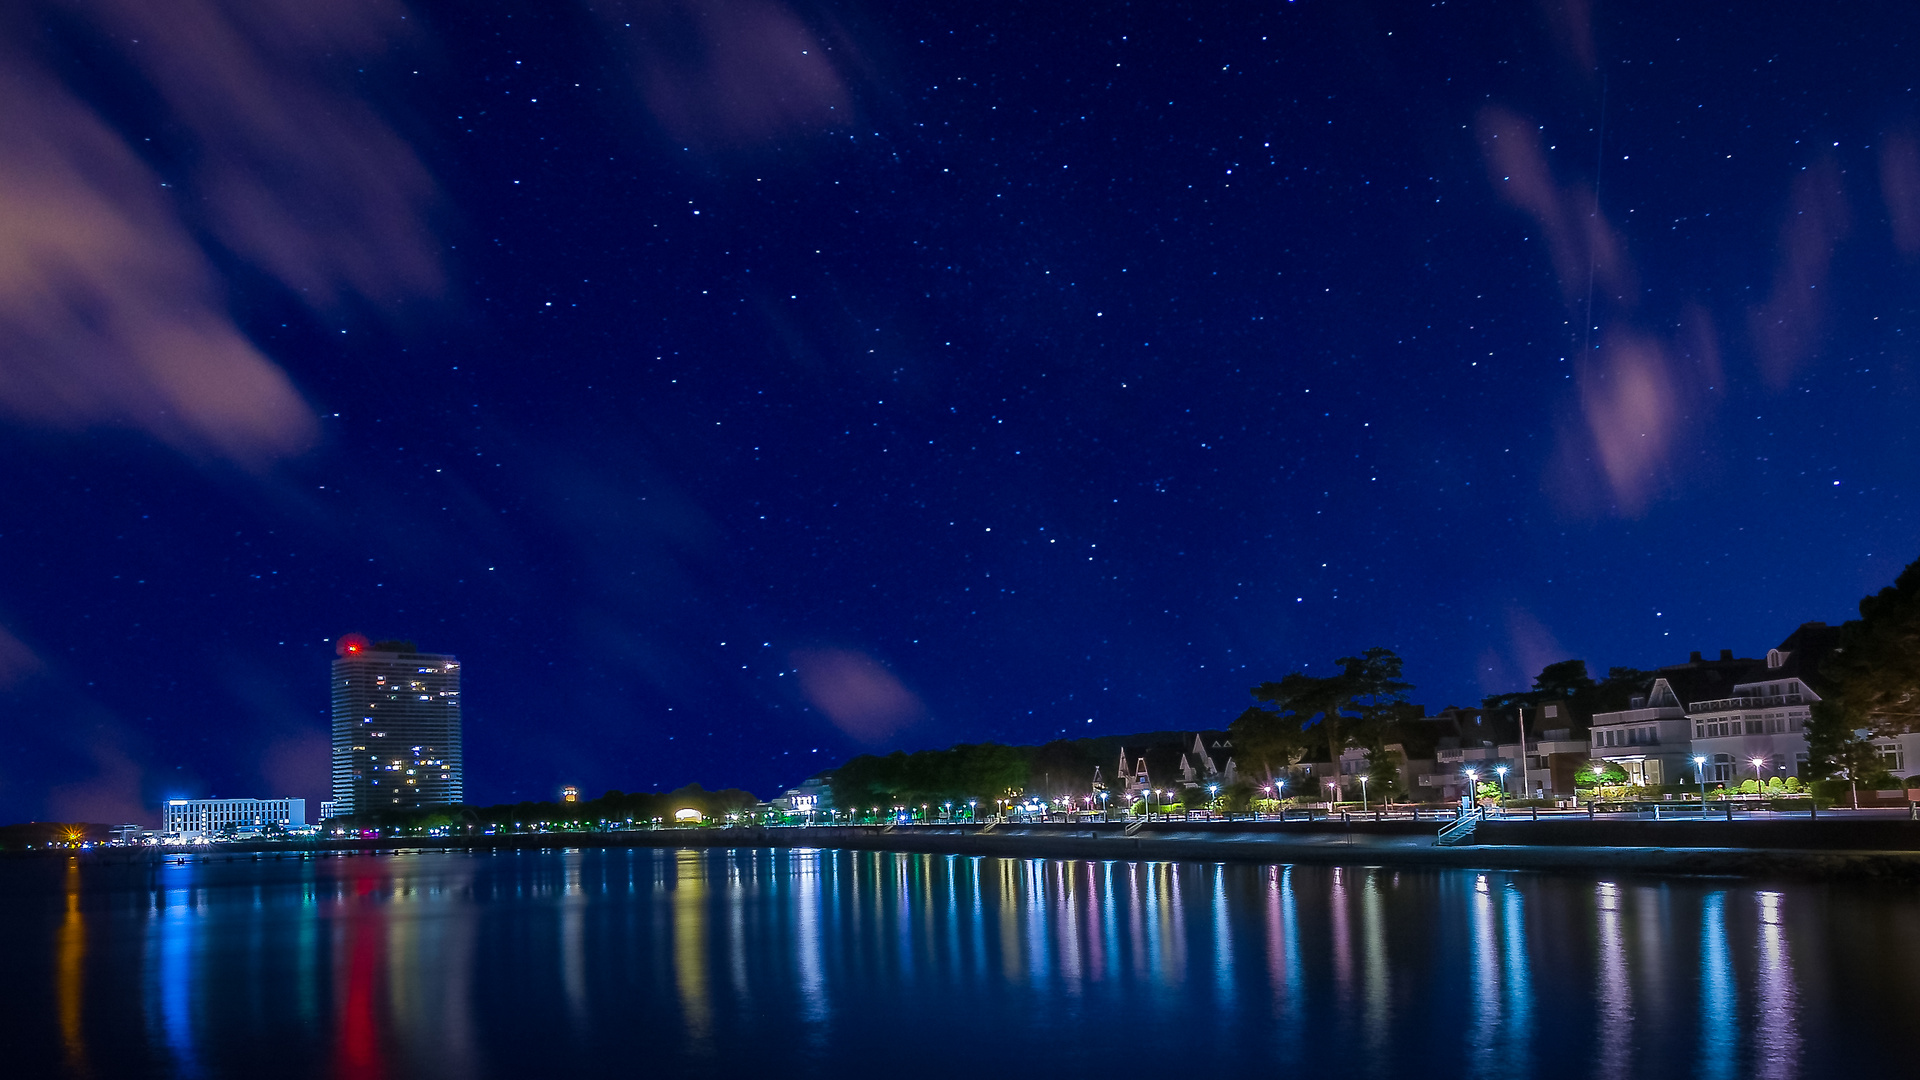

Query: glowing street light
[1751,756,1768,786]
[1359,773,1369,812]
[1495,764,1508,798]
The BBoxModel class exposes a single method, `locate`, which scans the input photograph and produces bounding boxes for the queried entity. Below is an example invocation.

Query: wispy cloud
[80,0,444,309]
[1748,159,1849,389]
[594,0,855,149]
[1477,105,1631,305]
[47,740,148,826]
[0,53,318,463]
[791,647,921,743]
[0,1,449,465]
[1581,334,1678,514]
[0,622,41,689]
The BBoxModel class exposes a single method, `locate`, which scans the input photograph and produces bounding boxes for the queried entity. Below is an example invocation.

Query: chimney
[1689,651,1704,663]
[1719,649,1733,661]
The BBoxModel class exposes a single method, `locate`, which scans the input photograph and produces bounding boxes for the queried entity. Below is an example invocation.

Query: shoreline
[20,819,1920,882]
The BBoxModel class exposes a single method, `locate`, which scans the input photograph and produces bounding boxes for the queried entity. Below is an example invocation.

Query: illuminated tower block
[330,634,462,816]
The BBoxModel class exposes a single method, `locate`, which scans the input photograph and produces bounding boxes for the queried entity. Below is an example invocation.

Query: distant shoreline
[17,818,1920,882]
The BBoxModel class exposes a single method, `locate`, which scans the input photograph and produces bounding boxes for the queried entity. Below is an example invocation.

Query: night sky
[3,0,1918,824]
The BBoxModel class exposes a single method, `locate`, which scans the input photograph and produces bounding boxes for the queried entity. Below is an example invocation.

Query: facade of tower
[329,635,462,816]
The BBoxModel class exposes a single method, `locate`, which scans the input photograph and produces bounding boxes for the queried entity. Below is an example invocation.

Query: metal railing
[1688,694,1805,712]
[1435,807,1484,847]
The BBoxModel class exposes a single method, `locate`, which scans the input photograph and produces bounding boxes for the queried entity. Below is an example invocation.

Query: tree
[1810,555,1920,778]
[1334,647,1413,801]
[1234,647,1413,803]
[1533,659,1597,700]
[1229,671,1324,783]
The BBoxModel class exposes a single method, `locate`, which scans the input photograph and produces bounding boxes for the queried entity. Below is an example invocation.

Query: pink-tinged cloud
[1582,334,1677,514]
[0,57,318,463]
[1476,105,1630,304]
[48,742,148,826]
[1749,159,1849,389]
[1538,0,1597,75]
[1881,132,1920,255]
[1678,303,1725,391]
[79,0,443,309]
[261,729,332,805]
[791,647,922,743]
[0,623,42,688]
[1505,608,1570,690]
[598,0,853,148]
[1477,610,1577,697]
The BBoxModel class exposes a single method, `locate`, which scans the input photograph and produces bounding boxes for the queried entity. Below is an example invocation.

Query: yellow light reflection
[58,857,88,1075]
[673,850,711,1049]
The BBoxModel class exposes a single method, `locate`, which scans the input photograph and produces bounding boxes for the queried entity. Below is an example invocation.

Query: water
[5,847,1919,1078]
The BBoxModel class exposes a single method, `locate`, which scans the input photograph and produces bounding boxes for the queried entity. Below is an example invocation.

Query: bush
[1218,781,1257,813]
[1810,779,1850,803]
[1576,760,1629,787]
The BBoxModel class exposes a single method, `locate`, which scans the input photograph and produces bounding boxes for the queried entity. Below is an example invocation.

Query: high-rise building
[330,634,462,816]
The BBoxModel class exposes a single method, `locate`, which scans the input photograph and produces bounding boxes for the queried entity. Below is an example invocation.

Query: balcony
[1688,694,1805,713]
[1590,706,1684,726]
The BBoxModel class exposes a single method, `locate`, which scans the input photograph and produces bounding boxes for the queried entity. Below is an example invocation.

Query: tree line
[331,782,761,831]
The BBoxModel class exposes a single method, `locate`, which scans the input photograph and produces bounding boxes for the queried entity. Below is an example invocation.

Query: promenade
[32,810,1920,882]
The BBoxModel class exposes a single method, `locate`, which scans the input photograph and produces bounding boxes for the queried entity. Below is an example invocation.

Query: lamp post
[1208,783,1220,817]
[1495,765,1508,802]
[1751,757,1768,789]
[1694,756,1708,805]
[1465,768,1479,814]
[1359,774,1369,812]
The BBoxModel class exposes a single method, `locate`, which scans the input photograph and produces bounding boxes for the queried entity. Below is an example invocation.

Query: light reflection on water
[6,848,1920,1078]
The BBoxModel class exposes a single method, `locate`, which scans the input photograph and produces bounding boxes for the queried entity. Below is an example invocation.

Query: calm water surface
[4,847,1919,1078]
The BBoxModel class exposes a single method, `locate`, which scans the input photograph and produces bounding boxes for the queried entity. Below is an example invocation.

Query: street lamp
[1694,756,1708,803]
[1465,768,1479,813]
[1359,774,1369,812]
[1751,756,1768,787]
[1495,765,1508,799]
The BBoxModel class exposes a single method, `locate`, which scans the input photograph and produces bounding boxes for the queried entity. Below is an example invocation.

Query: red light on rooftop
[337,633,370,657]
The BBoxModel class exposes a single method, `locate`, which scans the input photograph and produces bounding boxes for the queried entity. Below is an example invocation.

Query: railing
[1688,694,1805,713]
[1435,808,1484,847]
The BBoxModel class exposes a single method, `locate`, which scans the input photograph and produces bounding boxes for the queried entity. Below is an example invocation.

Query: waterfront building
[330,635,462,816]
[775,775,834,817]
[1114,748,1154,804]
[1683,624,1840,783]
[318,800,339,821]
[165,798,306,836]
[1176,731,1239,787]
[1590,623,1842,785]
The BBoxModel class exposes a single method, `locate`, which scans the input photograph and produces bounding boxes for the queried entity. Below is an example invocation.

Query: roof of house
[1628,622,1843,709]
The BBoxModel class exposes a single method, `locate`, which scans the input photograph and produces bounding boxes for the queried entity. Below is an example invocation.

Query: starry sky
[3,0,1919,824]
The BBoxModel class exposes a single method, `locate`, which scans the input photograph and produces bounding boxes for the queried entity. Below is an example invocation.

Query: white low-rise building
[164,798,306,837]
[1591,624,1842,787]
